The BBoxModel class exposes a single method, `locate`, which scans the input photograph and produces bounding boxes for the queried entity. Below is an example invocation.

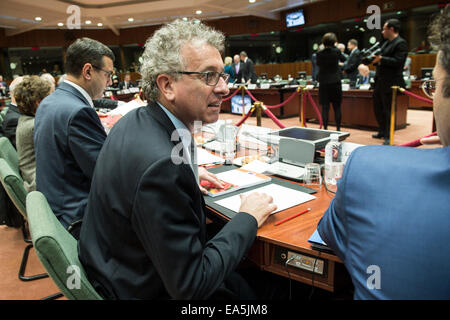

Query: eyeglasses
[92,65,113,79]
[421,80,435,99]
[176,71,230,86]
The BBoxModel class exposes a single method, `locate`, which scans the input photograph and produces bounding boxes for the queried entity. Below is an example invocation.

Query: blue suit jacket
[34,82,107,228]
[318,145,450,299]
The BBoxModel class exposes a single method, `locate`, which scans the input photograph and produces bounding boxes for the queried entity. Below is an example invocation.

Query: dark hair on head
[239,51,247,57]
[65,37,115,77]
[428,5,450,97]
[348,39,358,46]
[14,75,52,116]
[322,32,337,47]
[385,18,401,33]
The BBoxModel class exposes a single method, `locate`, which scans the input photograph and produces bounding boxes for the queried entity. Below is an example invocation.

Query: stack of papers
[215,183,316,214]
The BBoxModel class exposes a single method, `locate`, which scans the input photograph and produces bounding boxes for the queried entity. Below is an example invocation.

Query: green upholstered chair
[0,136,19,176]
[0,158,48,281]
[26,191,103,300]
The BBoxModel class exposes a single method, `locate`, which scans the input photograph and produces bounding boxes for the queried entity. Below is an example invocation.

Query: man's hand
[198,167,223,195]
[239,192,277,227]
[372,55,382,64]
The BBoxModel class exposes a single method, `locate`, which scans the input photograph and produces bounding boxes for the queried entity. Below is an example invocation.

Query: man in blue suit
[34,37,115,238]
[318,6,450,299]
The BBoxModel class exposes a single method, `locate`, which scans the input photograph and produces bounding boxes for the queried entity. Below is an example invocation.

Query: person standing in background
[369,18,408,144]
[316,33,346,131]
[224,56,235,83]
[240,51,258,84]
[344,39,362,85]
[232,54,245,83]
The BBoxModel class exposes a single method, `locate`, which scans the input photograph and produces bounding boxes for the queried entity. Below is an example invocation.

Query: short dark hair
[239,51,247,57]
[65,37,115,77]
[14,76,52,116]
[348,39,358,46]
[428,5,450,97]
[322,32,337,47]
[385,18,401,33]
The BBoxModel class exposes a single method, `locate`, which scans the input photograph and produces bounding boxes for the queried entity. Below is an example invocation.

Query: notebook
[308,229,333,253]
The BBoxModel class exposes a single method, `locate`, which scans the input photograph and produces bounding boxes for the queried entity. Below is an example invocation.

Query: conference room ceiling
[0,0,323,36]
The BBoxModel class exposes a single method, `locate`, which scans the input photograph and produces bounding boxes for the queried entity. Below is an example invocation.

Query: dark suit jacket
[78,101,258,299]
[318,145,450,299]
[34,82,107,228]
[316,47,347,84]
[232,61,245,83]
[374,36,408,92]
[0,103,20,148]
[242,58,258,84]
[343,48,361,82]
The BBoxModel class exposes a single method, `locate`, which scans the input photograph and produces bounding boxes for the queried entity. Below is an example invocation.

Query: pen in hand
[274,208,311,226]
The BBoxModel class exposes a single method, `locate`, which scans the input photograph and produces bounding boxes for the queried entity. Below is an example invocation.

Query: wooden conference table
[204,164,351,293]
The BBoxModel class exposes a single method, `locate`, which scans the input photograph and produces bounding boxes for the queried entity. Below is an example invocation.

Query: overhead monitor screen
[286,10,305,28]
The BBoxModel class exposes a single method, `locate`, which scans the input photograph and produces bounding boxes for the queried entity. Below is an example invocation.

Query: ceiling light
[97,23,103,27]
[35,17,42,21]
[85,20,92,25]
[57,22,64,27]
[196,10,202,15]
[128,18,134,22]
[249,0,256,3]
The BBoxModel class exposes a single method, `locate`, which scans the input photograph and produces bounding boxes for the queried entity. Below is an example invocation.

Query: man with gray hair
[0,76,24,148]
[79,19,276,300]
[34,37,114,238]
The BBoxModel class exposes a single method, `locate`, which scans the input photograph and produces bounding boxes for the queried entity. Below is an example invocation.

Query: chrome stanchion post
[389,86,399,146]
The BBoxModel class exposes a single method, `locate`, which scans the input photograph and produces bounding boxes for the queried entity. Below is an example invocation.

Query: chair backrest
[0,106,8,118]
[26,191,103,300]
[0,158,27,217]
[0,136,19,176]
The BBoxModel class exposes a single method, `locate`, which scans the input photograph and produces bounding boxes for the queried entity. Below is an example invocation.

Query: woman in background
[14,75,52,192]
[224,56,235,83]
[316,32,347,131]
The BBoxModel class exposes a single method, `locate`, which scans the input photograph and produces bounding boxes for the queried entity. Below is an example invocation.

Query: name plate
[248,84,257,90]
[260,83,271,89]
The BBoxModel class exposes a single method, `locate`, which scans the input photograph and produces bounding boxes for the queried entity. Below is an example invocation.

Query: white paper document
[196,147,225,165]
[214,183,316,214]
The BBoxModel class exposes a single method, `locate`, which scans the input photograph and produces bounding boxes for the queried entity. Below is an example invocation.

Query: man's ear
[156,74,176,102]
[81,63,93,81]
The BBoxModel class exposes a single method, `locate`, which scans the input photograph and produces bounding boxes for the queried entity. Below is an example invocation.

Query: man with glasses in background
[34,37,114,239]
[79,19,277,300]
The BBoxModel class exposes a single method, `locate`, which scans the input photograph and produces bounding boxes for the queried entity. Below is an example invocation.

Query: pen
[274,208,311,226]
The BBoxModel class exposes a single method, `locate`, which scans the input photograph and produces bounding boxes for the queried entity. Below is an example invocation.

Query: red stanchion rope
[302,91,307,127]
[262,107,286,129]
[243,87,299,109]
[235,107,254,127]
[306,90,323,129]
[399,131,437,147]
[400,89,433,104]
[222,87,242,101]
[244,87,259,102]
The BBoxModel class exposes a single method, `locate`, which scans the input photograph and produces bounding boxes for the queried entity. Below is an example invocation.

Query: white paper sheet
[214,183,316,214]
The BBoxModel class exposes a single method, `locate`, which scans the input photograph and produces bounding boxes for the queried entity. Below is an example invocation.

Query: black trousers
[373,83,393,138]
[322,102,342,131]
